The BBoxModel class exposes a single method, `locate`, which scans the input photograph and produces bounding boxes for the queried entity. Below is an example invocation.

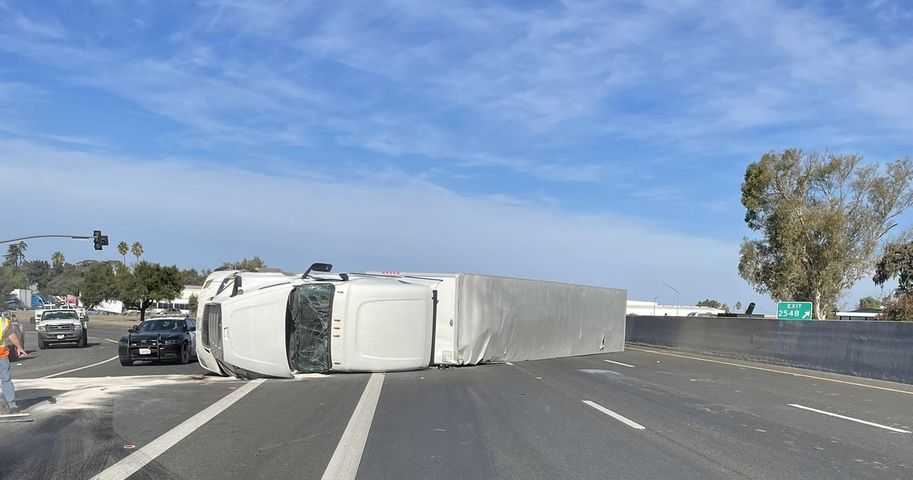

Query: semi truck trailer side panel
[453,274,626,364]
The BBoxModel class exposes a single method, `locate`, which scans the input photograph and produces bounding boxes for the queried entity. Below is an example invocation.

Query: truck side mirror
[128,326,137,333]
[303,262,333,278]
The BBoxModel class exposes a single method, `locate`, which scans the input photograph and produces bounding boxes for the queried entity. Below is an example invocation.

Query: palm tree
[117,241,129,265]
[3,241,27,267]
[51,251,66,270]
[130,241,144,264]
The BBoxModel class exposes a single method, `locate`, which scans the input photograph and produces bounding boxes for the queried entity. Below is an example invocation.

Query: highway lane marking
[627,346,913,397]
[41,356,119,379]
[90,379,265,480]
[105,338,119,344]
[321,373,385,480]
[582,400,646,430]
[788,403,911,434]
[604,359,635,368]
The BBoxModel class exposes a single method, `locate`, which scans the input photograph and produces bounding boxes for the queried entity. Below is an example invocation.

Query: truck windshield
[137,320,184,332]
[286,283,334,373]
[42,311,78,320]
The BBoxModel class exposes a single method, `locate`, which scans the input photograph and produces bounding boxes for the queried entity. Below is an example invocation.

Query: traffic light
[93,230,109,251]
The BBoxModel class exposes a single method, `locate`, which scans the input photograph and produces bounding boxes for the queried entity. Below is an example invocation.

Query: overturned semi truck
[195,264,627,377]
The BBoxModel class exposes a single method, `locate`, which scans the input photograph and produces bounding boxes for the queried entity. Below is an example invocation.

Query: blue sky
[3,0,913,311]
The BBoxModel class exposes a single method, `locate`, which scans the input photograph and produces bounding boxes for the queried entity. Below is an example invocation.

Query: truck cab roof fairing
[217,283,297,378]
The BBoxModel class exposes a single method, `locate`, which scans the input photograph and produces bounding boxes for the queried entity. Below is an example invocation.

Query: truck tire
[120,357,132,367]
[38,339,47,350]
[77,331,87,348]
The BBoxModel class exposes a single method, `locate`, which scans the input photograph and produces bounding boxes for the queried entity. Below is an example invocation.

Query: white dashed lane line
[603,359,635,368]
[582,400,646,430]
[788,404,911,434]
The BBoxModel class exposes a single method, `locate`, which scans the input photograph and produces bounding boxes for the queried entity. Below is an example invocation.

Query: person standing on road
[0,312,28,413]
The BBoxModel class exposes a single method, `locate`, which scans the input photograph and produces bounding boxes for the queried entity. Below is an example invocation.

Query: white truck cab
[197,268,433,378]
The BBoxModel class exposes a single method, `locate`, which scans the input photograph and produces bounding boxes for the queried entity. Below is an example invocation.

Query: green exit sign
[778,302,813,320]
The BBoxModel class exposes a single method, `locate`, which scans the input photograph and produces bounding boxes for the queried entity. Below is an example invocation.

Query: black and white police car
[118,315,197,366]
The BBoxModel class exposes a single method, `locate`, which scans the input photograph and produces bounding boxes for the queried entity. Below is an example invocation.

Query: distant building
[627,300,724,317]
[151,285,203,315]
[833,307,883,321]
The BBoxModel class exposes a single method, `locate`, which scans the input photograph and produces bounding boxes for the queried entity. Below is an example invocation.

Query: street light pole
[662,282,680,316]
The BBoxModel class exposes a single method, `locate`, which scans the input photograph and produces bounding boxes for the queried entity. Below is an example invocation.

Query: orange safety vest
[0,317,9,359]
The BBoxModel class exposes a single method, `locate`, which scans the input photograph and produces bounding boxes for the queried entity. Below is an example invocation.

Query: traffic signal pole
[0,231,109,250]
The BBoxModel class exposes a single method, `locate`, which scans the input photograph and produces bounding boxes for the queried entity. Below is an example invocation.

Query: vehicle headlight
[36,324,45,332]
[74,323,83,330]
[163,338,181,345]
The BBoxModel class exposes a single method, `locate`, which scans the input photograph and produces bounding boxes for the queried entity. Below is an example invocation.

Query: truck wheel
[120,357,132,367]
[38,339,47,350]
[77,331,88,348]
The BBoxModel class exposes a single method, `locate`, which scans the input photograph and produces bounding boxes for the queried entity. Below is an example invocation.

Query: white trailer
[195,266,626,378]
[371,273,627,365]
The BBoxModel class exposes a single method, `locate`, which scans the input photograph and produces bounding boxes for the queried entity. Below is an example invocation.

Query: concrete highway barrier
[626,315,913,384]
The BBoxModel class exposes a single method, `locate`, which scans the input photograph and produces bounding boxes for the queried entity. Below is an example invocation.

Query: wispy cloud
[3,0,912,183]
[1,136,763,308]
[13,14,66,39]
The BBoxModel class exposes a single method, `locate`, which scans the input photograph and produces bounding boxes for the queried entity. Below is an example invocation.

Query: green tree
[0,266,28,297]
[45,263,85,296]
[79,262,119,310]
[21,260,51,290]
[130,241,144,264]
[117,241,129,265]
[118,261,182,322]
[739,150,913,320]
[696,299,724,309]
[219,256,266,271]
[178,268,207,285]
[857,296,882,310]
[51,251,66,270]
[4,241,27,267]
[873,238,913,320]
[188,294,199,316]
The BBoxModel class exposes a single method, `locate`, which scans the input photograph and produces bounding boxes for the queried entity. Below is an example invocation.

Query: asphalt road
[1,338,912,479]
[12,322,205,379]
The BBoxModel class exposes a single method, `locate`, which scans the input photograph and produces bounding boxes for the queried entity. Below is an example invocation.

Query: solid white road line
[788,404,911,434]
[627,346,913,397]
[90,379,265,480]
[105,338,119,344]
[604,359,635,368]
[582,400,646,430]
[321,373,385,480]
[41,356,119,379]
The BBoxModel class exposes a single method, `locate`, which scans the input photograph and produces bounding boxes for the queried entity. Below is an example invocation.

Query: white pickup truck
[36,309,88,348]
